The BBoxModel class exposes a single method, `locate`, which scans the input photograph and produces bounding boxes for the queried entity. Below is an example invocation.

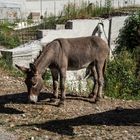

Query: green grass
[0,58,24,78]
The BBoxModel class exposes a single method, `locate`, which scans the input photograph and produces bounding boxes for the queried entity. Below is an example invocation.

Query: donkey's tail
[84,66,91,79]
[84,62,95,79]
[84,60,107,79]
[103,59,107,77]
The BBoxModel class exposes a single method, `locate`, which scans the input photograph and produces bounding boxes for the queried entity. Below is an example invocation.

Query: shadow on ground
[0,105,24,114]
[0,91,93,114]
[0,92,95,105]
[0,92,53,114]
[0,92,54,105]
[19,108,140,136]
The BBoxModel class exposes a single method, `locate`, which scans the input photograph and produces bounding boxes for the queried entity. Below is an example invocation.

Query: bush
[105,51,140,100]
[62,1,114,20]
[115,12,140,54]
[0,22,21,49]
[105,12,140,100]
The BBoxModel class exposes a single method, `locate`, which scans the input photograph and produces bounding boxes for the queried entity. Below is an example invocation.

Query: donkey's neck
[34,49,53,75]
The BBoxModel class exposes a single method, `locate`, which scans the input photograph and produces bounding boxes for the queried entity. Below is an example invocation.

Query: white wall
[41,19,101,45]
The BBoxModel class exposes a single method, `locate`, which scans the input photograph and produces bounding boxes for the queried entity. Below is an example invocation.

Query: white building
[0,0,139,20]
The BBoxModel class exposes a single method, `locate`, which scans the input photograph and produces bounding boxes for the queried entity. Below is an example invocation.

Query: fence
[0,19,42,48]
[16,27,39,44]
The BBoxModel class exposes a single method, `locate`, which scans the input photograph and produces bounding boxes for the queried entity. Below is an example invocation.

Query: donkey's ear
[29,63,37,73]
[15,64,28,73]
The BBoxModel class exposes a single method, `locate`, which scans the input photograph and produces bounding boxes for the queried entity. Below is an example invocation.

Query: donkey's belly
[68,60,91,70]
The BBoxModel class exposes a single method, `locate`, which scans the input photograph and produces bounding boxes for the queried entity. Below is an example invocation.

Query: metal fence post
[108,18,112,49]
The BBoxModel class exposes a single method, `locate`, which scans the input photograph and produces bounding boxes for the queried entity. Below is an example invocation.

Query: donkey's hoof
[57,100,64,107]
[49,98,57,103]
[95,97,100,102]
[88,93,95,98]
[89,98,96,103]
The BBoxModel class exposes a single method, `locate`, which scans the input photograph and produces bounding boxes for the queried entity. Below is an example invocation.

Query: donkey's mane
[33,50,42,64]
[33,41,54,64]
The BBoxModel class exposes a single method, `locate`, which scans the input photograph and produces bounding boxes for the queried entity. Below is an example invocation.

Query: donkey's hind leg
[96,60,105,100]
[88,66,98,101]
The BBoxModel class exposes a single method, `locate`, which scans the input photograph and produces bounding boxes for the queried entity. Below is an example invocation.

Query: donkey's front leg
[50,69,59,101]
[59,68,66,105]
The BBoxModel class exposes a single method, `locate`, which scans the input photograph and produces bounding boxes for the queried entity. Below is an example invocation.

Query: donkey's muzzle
[29,94,38,103]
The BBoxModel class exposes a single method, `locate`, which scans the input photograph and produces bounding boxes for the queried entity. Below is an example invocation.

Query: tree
[115,12,140,54]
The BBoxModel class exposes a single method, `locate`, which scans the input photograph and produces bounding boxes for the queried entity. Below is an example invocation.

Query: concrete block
[0,50,13,66]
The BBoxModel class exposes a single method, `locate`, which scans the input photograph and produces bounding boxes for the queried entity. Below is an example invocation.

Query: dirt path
[0,68,140,140]
[0,127,19,140]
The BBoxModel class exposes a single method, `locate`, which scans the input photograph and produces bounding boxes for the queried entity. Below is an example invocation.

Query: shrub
[62,1,114,19]
[0,22,21,49]
[105,51,140,100]
[115,11,140,54]
[63,2,90,19]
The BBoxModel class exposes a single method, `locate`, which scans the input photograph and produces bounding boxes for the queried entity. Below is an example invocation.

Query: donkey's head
[16,63,43,103]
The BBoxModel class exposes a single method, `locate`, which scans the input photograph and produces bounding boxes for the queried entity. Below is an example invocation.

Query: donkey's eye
[31,78,37,85]
[32,81,36,86]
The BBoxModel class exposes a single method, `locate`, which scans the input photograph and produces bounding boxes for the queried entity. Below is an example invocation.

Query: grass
[0,57,24,78]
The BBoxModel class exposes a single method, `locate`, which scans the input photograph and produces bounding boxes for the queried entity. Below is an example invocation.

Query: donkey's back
[55,36,109,70]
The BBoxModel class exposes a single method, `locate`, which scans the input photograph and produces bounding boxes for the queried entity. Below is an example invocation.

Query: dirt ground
[0,68,140,140]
